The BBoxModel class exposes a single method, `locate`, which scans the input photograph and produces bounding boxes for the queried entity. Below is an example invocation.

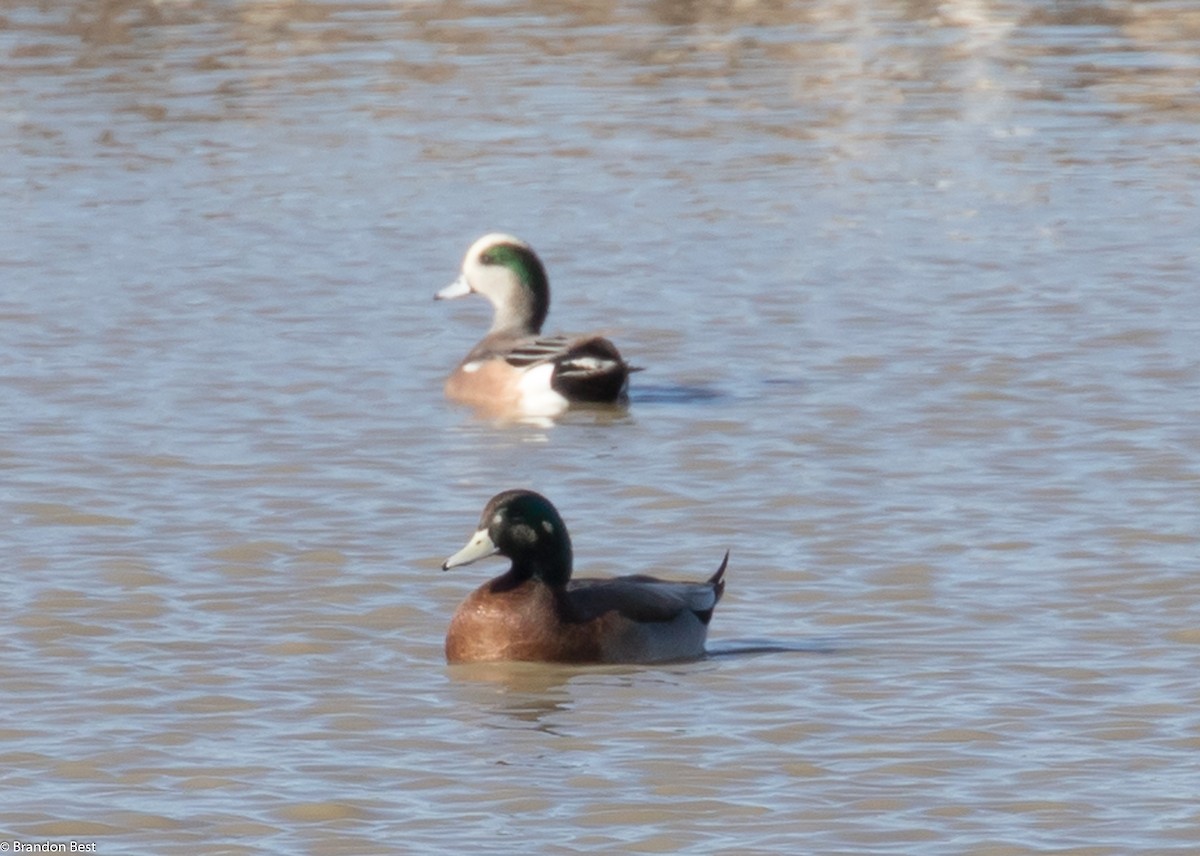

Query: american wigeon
[441,489,728,664]
[436,234,636,418]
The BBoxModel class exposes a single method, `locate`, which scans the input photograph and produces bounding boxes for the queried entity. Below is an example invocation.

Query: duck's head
[436,233,550,337]
[442,489,573,587]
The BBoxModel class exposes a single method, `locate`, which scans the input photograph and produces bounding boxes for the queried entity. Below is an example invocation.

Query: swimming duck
[436,234,635,417]
[441,489,728,665]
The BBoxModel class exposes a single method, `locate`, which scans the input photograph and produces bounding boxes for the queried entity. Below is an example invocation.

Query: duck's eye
[541,520,555,535]
[511,523,538,546]
[480,250,496,265]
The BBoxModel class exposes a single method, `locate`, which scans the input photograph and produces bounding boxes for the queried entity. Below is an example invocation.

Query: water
[3,0,1199,852]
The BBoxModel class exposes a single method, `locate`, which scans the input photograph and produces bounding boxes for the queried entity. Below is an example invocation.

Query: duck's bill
[442,529,498,570]
[435,274,472,300]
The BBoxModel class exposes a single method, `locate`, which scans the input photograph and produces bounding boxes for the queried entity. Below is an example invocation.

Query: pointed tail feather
[709,550,729,604]
[693,551,729,625]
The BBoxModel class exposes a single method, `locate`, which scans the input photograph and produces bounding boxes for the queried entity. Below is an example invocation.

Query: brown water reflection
[12,0,1200,121]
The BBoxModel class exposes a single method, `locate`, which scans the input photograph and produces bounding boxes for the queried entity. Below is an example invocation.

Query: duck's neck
[488,263,549,337]
[488,295,543,337]
[498,542,573,591]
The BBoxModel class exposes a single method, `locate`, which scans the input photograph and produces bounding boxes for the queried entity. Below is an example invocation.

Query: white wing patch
[556,355,617,376]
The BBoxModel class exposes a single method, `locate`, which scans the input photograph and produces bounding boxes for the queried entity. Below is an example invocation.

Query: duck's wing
[564,552,728,625]
[501,334,579,368]
[504,334,635,403]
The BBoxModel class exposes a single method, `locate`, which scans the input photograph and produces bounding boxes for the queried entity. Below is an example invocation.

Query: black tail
[695,551,730,624]
[708,550,729,604]
[550,336,632,402]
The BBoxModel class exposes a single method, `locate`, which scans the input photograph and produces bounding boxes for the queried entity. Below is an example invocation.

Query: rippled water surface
[3,1,1199,853]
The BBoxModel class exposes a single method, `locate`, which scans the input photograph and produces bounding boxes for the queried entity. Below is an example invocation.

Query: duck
[436,234,636,418]
[440,489,728,665]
